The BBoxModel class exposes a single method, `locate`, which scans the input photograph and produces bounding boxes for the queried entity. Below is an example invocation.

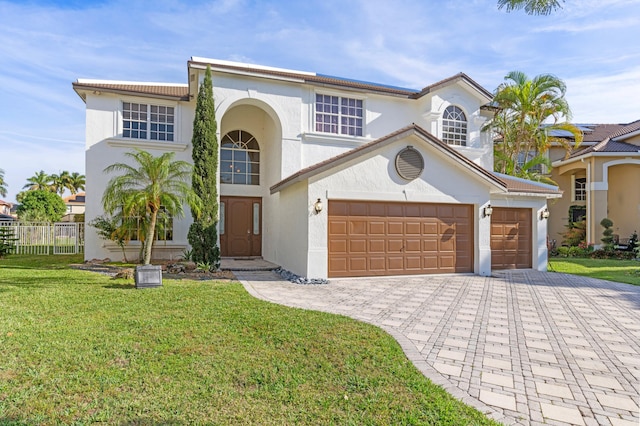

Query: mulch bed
[70,261,236,281]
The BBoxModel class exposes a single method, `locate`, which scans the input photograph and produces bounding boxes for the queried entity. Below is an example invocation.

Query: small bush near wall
[590,249,636,260]
[555,243,594,258]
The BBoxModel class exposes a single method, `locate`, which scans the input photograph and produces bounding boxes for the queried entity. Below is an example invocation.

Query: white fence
[0,222,84,255]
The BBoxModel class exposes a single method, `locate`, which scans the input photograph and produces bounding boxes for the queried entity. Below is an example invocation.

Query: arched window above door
[220,130,260,185]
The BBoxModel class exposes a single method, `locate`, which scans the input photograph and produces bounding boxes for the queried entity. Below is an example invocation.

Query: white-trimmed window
[127,208,173,241]
[123,102,175,141]
[574,177,586,201]
[220,130,260,185]
[315,94,363,136]
[442,105,467,146]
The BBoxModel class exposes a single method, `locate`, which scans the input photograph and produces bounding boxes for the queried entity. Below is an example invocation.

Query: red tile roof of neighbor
[568,119,640,159]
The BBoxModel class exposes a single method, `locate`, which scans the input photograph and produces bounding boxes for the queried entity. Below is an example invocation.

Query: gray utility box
[135,265,163,289]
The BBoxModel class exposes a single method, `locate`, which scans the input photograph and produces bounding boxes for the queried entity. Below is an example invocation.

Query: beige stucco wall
[607,164,640,239]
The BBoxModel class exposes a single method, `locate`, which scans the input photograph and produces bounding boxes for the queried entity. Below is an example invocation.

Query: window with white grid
[574,177,586,201]
[123,102,174,141]
[442,105,467,146]
[315,94,363,136]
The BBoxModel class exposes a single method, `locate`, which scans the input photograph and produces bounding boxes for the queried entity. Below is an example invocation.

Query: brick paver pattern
[237,270,640,426]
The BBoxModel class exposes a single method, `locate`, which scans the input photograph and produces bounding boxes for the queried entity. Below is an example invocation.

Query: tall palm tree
[102,149,202,265]
[23,170,52,192]
[69,172,86,195]
[486,71,582,177]
[0,168,7,198]
[50,171,72,195]
[497,0,563,15]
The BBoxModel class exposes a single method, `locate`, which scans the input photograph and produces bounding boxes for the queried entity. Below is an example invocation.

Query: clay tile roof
[581,124,627,143]
[189,59,418,97]
[73,82,189,101]
[493,173,562,195]
[609,119,640,139]
[411,72,493,100]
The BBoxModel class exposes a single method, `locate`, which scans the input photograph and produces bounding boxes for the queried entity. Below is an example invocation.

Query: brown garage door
[328,201,473,278]
[491,207,532,270]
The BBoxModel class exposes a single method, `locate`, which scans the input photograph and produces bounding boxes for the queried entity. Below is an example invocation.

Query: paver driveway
[236,269,640,426]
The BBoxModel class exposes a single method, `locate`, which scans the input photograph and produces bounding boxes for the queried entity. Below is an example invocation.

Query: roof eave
[72,83,190,102]
[271,125,507,194]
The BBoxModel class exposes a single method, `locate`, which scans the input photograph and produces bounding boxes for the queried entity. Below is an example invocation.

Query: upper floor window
[315,94,363,136]
[221,130,260,185]
[123,102,174,141]
[574,177,586,201]
[442,105,467,146]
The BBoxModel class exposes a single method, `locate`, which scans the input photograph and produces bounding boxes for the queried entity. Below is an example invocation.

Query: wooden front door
[220,196,262,257]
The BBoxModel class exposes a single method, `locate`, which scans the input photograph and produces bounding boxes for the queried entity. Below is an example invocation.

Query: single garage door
[328,201,473,278]
[491,207,532,270]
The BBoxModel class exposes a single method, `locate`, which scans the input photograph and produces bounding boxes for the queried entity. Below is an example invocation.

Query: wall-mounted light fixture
[314,198,323,214]
[540,207,550,220]
[483,204,493,218]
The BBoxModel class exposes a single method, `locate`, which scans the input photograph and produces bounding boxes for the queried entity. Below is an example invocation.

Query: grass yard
[549,257,640,286]
[0,255,498,425]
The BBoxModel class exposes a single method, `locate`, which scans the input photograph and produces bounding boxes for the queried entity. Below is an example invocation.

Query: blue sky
[1,0,639,203]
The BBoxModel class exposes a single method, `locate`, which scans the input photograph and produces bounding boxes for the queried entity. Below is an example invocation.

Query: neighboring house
[0,199,12,216]
[549,121,640,247]
[62,192,86,222]
[73,57,560,279]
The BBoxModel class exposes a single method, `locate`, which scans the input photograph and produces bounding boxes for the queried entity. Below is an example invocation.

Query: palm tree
[69,172,86,195]
[50,171,72,195]
[102,149,202,265]
[0,168,7,198]
[497,0,563,15]
[23,170,52,192]
[486,71,582,177]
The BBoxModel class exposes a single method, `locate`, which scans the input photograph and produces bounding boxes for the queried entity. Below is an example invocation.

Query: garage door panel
[387,256,404,271]
[349,239,367,253]
[369,221,385,234]
[405,221,421,235]
[349,257,367,272]
[329,239,347,253]
[328,201,473,277]
[405,239,421,252]
[329,220,347,235]
[369,257,386,272]
[405,256,422,270]
[387,239,404,252]
[350,220,367,234]
[369,239,385,253]
[387,221,404,235]
[491,207,532,270]
[368,203,386,217]
[349,203,368,216]
[329,201,348,216]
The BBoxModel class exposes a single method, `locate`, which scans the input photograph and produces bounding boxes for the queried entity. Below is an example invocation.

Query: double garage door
[328,201,473,278]
[328,202,533,278]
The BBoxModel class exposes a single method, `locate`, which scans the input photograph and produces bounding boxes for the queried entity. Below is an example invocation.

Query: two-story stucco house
[547,121,640,247]
[73,57,560,279]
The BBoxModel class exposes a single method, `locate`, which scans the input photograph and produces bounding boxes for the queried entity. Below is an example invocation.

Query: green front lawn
[550,257,640,286]
[0,255,498,425]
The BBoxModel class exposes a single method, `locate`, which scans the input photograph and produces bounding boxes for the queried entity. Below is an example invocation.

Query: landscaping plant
[188,64,221,269]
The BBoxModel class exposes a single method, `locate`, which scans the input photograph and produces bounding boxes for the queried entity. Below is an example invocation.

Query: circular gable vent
[395,146,424,181]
